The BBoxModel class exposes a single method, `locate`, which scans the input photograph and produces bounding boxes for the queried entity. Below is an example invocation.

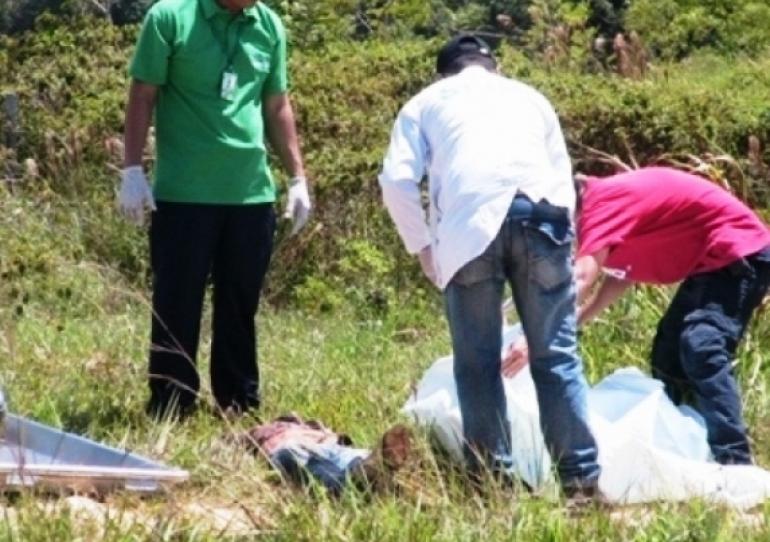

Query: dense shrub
[0,0,112,33]
[3,1,622,47]
[625,0,770,59]
[2,18,769,310]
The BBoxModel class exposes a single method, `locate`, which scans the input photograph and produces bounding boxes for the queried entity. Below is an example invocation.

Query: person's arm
[261,10,303,178]
[575,248,607,305]
[378,106,431,254]
[124,3,171,165]
[378,104,435,285]
[118,4,172,225]
[502,249,608,378]
[117,80,158,225]
[502,273,631,378]
[123,80,158,168]
[577,275,632,326]
[576,248,631,324]
[263,93,305,178]
[263,93,310,235]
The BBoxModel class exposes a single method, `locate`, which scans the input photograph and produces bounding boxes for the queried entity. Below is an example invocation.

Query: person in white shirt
[379,35,600,496]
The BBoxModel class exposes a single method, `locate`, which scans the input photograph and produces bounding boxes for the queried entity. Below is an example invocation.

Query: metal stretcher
[0,399,188,493]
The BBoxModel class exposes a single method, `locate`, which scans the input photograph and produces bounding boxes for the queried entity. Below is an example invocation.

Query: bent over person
[572,167,770,464]
[379,35,601,495]
[118,0,310,418]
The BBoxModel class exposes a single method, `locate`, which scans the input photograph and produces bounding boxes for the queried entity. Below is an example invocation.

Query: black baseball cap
[436,34,495,75]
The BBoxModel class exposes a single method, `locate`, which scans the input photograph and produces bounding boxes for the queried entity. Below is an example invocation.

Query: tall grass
[2,189,770,540]
[2,18,770,539]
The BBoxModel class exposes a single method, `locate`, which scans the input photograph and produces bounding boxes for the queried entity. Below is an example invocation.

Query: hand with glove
[283,175,312,235]
[118,166,156,226]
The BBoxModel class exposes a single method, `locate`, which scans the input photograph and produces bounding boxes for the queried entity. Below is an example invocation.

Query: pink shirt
[577,167,770,284]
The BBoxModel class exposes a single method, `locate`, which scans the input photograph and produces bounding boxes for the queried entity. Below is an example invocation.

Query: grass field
[2,191,770,541]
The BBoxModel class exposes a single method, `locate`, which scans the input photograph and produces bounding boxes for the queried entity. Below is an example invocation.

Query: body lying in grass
[234,414,412,494]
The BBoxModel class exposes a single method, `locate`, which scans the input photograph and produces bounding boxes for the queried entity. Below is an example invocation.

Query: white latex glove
[283,175,311,235]
[417,245,439,287]
[118,165,156,226]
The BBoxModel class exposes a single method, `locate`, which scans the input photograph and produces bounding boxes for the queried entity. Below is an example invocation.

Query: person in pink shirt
[512,167,770,465]
[503,167,770,464]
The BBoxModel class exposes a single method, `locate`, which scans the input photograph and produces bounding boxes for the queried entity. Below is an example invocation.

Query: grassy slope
[2,188,770,541]
[2,23,770,540]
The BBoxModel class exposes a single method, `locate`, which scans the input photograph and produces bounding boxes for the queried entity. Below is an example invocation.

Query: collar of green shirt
[199,0,260,20]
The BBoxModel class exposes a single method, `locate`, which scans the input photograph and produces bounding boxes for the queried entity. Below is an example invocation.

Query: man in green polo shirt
[118,0,310,419]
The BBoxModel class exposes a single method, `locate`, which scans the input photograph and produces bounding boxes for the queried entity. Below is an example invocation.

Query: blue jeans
[444,194,600,489]
[270,444,368,495]
[651,246,770,465]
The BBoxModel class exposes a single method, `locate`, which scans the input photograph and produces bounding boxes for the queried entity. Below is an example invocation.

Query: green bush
[0,0,112,34]
[2,17,769,310]
[1,0,626,47]
[625,0,770,58]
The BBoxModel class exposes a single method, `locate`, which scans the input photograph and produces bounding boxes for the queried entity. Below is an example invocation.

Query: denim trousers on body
[148,202,276,417]
[651,246,770,465]
[444,193,600,489]
[270,444,368,495]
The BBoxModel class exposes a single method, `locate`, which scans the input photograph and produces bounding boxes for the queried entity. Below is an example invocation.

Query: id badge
[220,69,238,100]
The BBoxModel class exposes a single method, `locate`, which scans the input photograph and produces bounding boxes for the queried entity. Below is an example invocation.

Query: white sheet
[402,325,770,508]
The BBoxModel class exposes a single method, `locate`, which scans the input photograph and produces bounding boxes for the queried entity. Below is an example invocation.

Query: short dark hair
[436,34,497,76]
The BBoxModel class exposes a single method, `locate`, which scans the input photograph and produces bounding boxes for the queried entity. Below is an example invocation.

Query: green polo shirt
[129,0,288,204]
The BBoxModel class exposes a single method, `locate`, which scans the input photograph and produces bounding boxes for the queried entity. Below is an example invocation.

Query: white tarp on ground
[402,325,770,509]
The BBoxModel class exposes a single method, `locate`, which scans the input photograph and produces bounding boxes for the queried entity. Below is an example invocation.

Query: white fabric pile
[402,325,770,509]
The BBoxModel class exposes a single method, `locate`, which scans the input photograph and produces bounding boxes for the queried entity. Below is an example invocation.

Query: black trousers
[148,201,275,415]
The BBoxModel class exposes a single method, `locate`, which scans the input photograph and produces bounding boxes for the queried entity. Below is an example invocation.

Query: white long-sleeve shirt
[378,65,575,289]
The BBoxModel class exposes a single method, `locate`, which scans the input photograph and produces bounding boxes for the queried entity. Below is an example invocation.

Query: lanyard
[204,10,246,70]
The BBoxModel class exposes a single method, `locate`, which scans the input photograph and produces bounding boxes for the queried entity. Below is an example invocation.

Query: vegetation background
[1,0,770,539]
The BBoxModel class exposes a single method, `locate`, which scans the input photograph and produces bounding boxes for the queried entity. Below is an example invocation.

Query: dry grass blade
[570,140,635,172]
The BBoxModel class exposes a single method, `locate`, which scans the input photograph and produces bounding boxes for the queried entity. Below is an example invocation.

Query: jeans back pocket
[523,219,575,292]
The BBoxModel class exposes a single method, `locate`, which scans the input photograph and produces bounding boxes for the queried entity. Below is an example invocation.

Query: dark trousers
[148,201,276,415]
[651,246,770,464]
